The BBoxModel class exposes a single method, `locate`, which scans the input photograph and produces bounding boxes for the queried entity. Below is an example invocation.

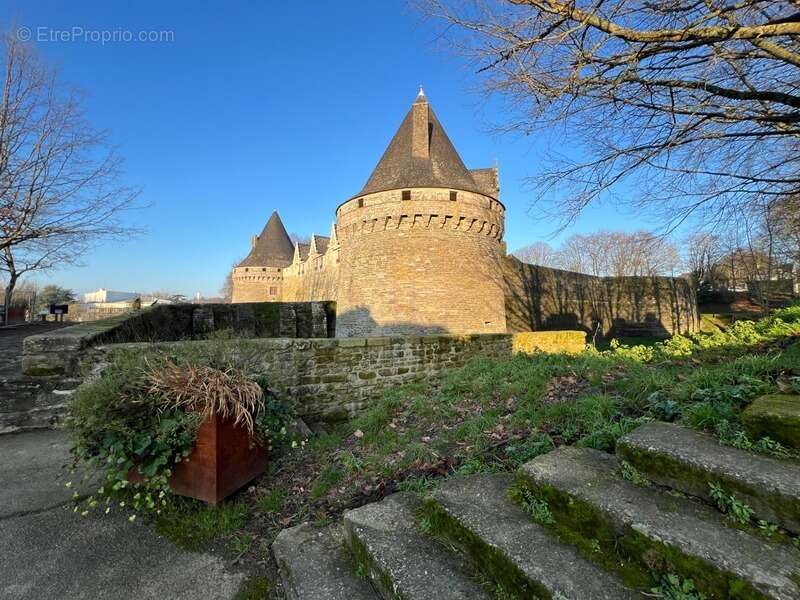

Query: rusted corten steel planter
[131,414,267,504]
[170,414,268,504]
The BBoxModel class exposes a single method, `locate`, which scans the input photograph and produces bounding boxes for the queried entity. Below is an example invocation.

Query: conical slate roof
[355,89,491,198]
[238,211,295,268]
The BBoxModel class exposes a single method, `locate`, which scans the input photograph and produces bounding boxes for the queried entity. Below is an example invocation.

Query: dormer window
[402,190,411,201]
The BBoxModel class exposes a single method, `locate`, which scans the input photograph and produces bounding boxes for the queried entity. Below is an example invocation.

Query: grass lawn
[141,306,800,595]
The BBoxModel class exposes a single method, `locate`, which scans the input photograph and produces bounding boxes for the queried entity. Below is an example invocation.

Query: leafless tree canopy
[421,0,800,229]
[512,240,557,266]
[0,33,139,323]
[513,230,681,276]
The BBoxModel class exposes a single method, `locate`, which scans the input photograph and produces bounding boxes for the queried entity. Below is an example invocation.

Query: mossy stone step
[618,422,800,534]
[518,447,800,600]
[272,523,378,600]
[742,395,800,449]
[426,472,643,599]
[343,492,490,600]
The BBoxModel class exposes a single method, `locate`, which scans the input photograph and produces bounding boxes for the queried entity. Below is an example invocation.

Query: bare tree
[420,1,800,230]
[771,195,800,269]
[512,241,556,266]
[554,230,680,276]
[220,260,240,303]
[0,33,139,324]
[683,232,723,290]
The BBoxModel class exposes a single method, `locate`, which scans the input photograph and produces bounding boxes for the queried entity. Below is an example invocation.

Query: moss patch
[342,528,397,599]
[234,576,272,600]
[618,441,800,536]
[514,473,766,600]
[421,498,550,599]
[742,395,800,449]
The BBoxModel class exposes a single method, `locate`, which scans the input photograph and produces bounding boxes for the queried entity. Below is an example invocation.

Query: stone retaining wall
[8,329,586,430]
[0,376,82,434]
[95,333,513,422]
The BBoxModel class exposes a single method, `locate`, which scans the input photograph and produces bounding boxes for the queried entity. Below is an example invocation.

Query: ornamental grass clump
[146,361,264,442]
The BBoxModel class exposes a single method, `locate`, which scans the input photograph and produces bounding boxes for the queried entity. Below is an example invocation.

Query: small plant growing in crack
[653,574,706,600]
[620,461,650,487]
[709,482,754,525]
[510,485,555,525]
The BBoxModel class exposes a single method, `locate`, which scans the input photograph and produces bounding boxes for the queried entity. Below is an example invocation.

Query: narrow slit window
[358,198,364,208]
[402,190,411,201]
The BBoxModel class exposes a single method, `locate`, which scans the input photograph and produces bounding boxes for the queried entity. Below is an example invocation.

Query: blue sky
[1,1,655,297]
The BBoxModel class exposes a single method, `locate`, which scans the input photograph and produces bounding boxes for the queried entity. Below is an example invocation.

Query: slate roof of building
[238,211,295,268]
[296,243,311,261]
[313,235,331,255]
[354,90,497,199]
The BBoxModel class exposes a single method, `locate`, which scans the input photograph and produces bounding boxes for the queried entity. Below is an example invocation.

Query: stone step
[617,421,800,534]
[343,492,490,600]
[272,523,378,600]
[518,447,800,600]
[427,472,643,599]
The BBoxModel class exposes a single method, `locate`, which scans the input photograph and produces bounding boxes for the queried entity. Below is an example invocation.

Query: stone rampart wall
[503,257,699,337]
[282,262,340,303]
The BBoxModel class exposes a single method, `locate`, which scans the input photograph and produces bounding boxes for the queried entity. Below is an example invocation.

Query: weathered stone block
[742,394,800,449]
[512,331,586,355]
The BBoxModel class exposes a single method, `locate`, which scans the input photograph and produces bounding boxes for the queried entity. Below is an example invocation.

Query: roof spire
[418,85,425,97]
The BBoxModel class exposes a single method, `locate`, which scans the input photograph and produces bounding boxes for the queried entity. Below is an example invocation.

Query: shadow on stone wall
[335,306,448,338]
[502,257,698,339]
[94,301,336,344]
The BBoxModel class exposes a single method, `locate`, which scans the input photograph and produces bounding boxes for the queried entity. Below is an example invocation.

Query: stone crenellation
[231,88,697,339]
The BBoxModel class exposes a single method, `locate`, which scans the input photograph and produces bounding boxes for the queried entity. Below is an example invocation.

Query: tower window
[402,190,411,201]
[269,286,278,296]
[449,191,458,201]
[358,198,364,208]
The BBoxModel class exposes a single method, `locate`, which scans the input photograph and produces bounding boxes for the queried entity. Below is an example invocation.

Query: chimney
[411,86,429,159]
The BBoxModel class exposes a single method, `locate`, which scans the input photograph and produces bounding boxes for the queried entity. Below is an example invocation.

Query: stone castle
[232,89,698,338]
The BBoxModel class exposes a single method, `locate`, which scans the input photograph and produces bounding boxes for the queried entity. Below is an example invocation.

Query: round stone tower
[335,89,507,337]
[231,211,294,303]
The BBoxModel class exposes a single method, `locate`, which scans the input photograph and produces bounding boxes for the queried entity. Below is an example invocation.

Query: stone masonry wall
[96,333,513,422]
[334,187,507,337]
[6,330,583,432]
[503,257,699,337]
[282,260,340,304]
[22,301,334,377]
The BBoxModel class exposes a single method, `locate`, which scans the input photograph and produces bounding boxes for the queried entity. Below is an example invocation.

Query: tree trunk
[2,273,18,326]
